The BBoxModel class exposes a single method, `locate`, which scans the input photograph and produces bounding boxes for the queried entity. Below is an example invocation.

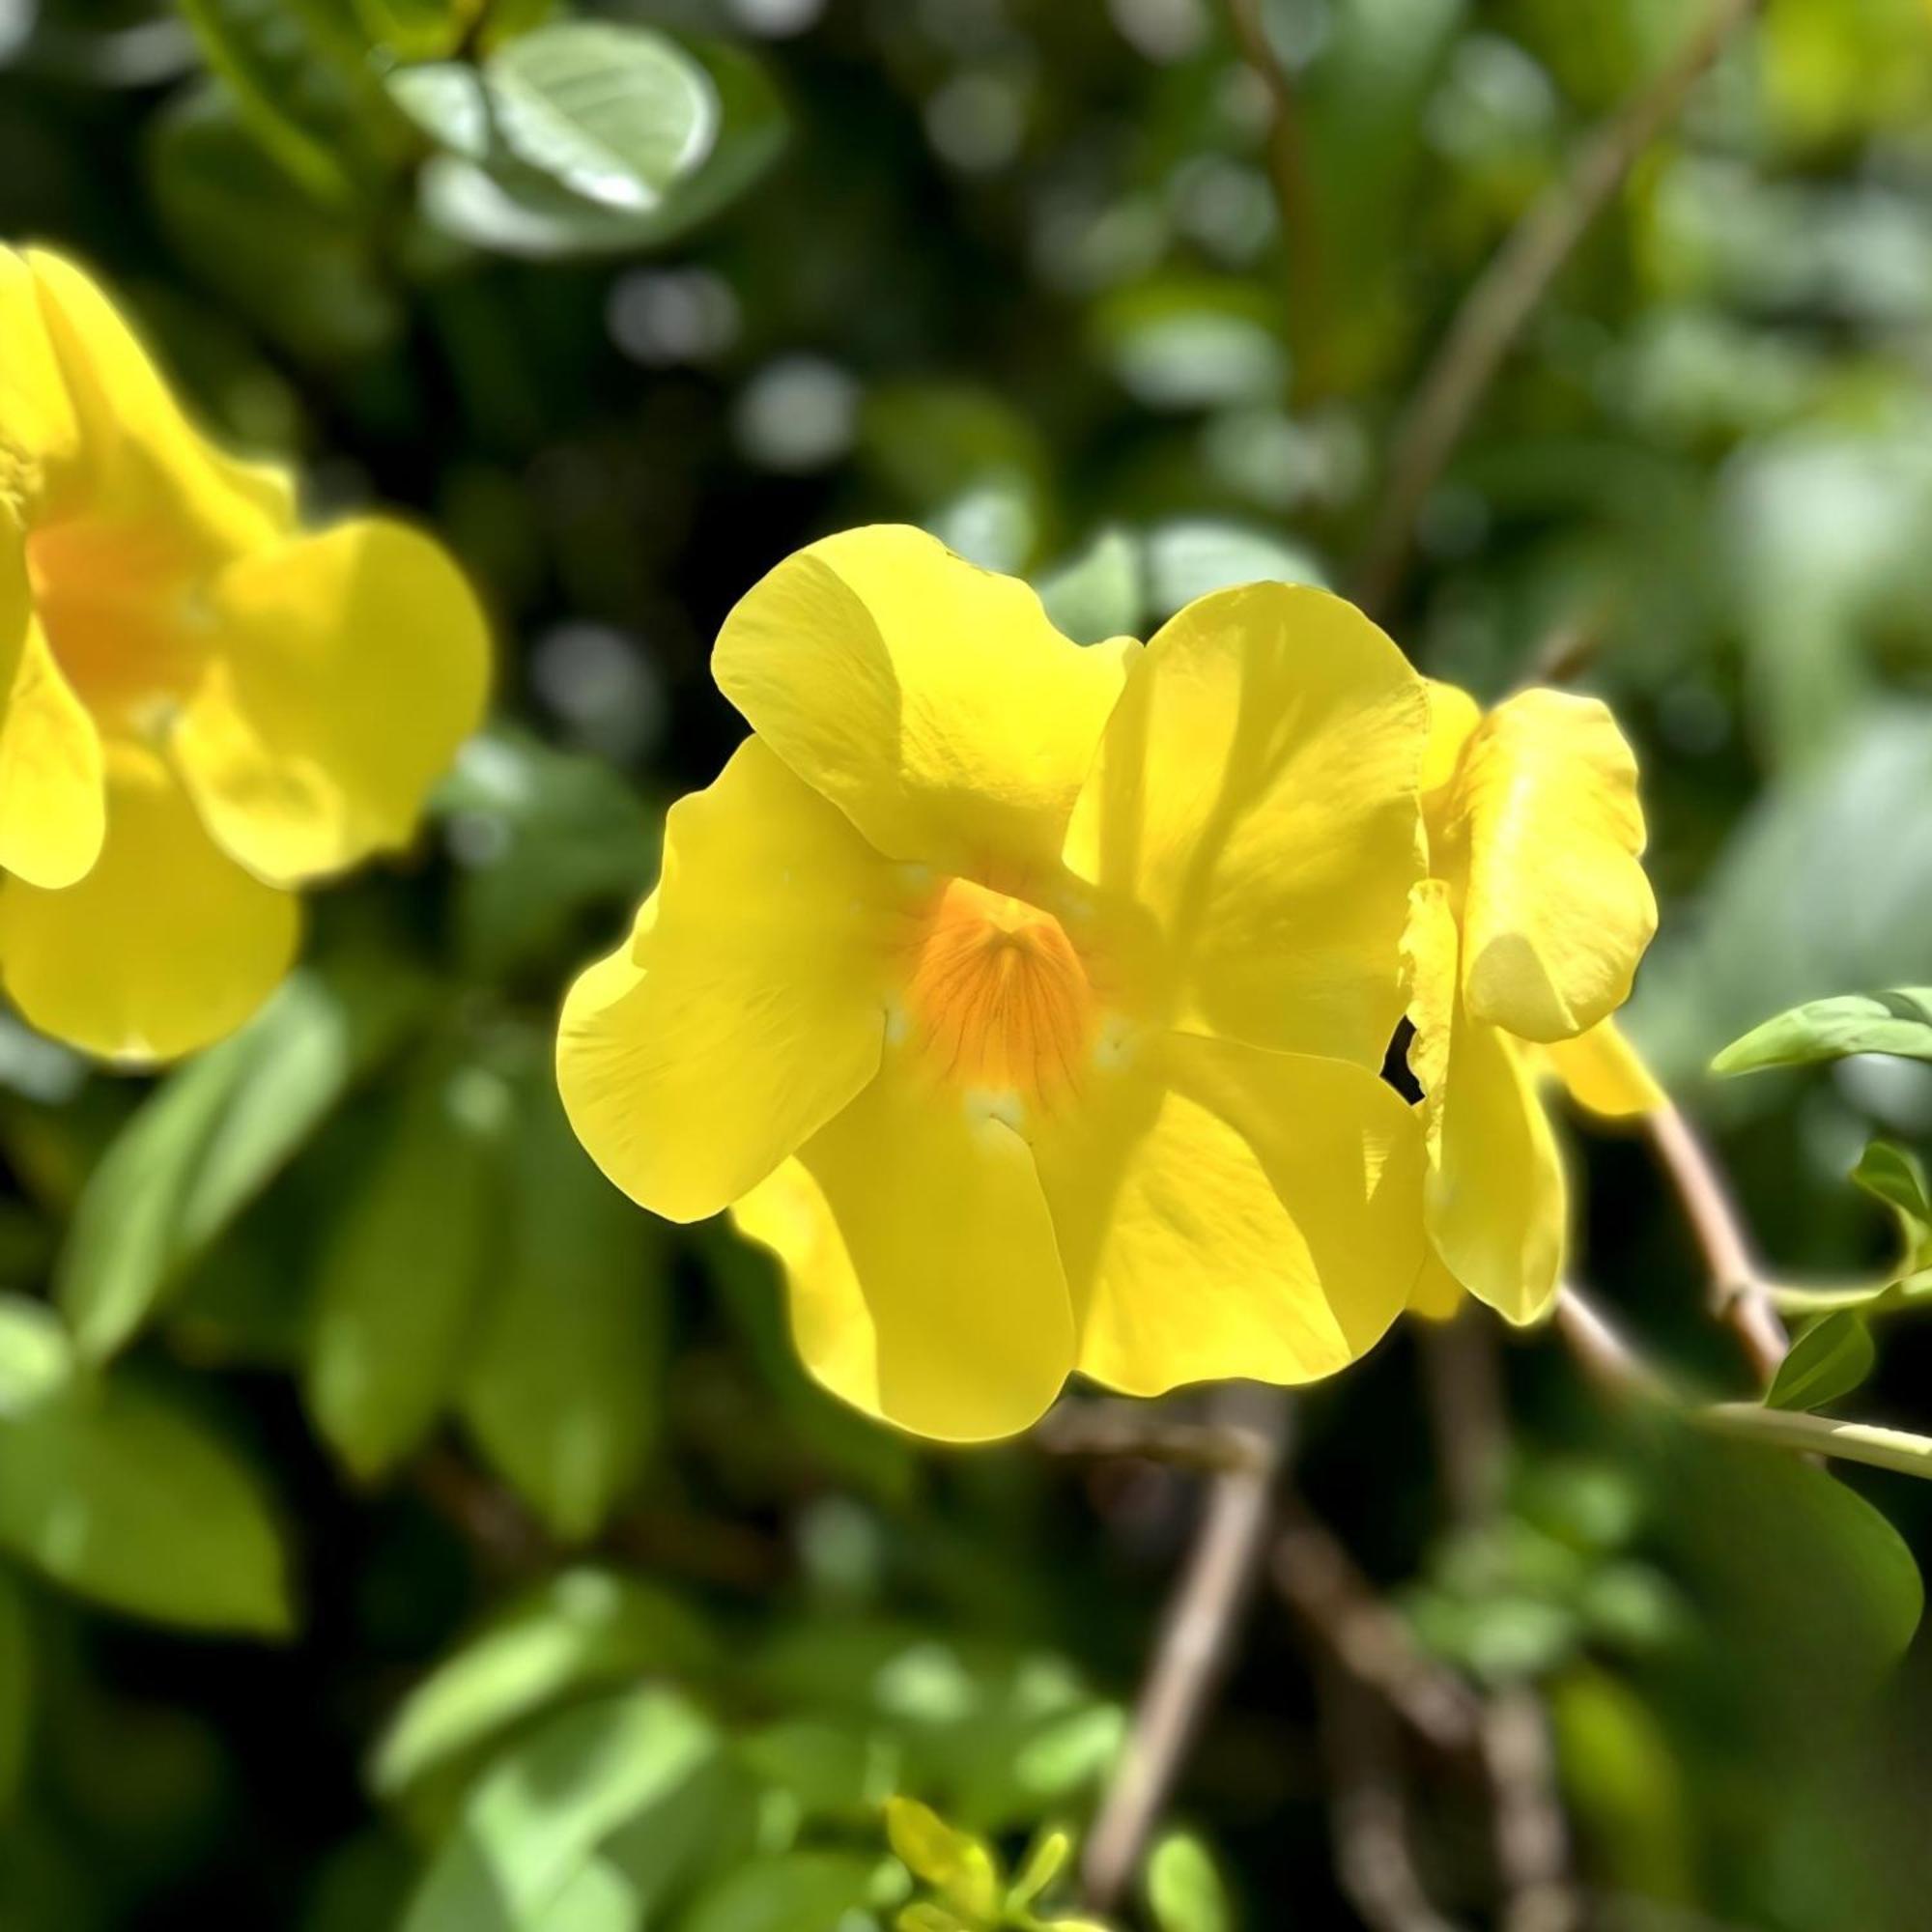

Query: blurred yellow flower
[0,246,488,1062]
[1404,681,1662,1324]
[559,526,1434,1440]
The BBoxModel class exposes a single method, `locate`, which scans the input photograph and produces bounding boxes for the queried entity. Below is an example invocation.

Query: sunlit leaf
[1146,1832,1230,1932]
[371,1567,714,1799]
[1713,987,1932,1075]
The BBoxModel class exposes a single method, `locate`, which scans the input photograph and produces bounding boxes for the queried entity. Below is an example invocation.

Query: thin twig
[1644,1102,1789,1386]
[1035,1397,1279,1476]
[1350,0,1759,617]
[1225,0,1326,395]
[1080,1384,1292,1912]
[1273,1496,1483,1755]
[1552,1283,1665,1399]
[1318,1659,1466,1932]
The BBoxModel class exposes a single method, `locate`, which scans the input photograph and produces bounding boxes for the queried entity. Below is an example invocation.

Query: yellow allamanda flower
[0,246,488,1062]
[559,525,1438,1441]
[1404,680,1662,1323]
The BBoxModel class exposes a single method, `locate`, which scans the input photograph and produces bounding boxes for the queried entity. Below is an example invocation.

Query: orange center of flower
[25,519,206,732]
[902,876,1094,1104]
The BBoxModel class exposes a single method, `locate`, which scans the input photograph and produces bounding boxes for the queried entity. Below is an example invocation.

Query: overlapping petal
[712,525,1135,882]
[171,518,491,885]
[1062,582,1428,1067]
[558,736,900,1226]
[26,247,289,560]
[1544,1018,1663,1121]
[733,1057,1075,1443]
[1405,880,1565,1324]
[0,249,79,512]
[0,742,298,1064]
[1036,1031,1426,1394]
[1450,689,1656,1045]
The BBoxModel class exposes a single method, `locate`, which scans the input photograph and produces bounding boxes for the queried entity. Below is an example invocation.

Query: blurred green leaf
[401,1688,718,1932]
[738,1719,893,1823]
[177,0,402,201]
[1143,518,1328,622]
[372,1567,714,1799]
[1036,528,1143,646]
[682,1852,882,1932]
[524,1856,641,1932]
[458,1077,663,1540]
[351,0,469,60]
[57,963,425,1365]
[1006,1826,1070,1912]
[1764,1311,1876,1412]
[0,1567,30,1816]
[149,87,403,363]
[1146,1832,1230,1932]
[1094,280,1285,412]
[0,1298,69,1420]
[440,728,659,984]
[0,1358,290,1634]
[306,1054,511,1481]
[1713,987,1932,1075]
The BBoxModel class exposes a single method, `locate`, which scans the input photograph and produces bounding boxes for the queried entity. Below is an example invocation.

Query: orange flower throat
[903,877,1094,1104]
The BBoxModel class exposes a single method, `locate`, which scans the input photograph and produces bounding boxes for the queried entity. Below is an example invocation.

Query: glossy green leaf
[0,1370,290,1634]
[458,1078,664,1541]
[0,1567,31,1816]
[57,963,425,1365]
[400,1689,718,1932]
[1852,1140,1932,1263]
[370,1567,713,1798]
[1146,1833,1230,1932]
[1713,987,1932,1075]
[1765,1310,1876,1412]
[409,37,784,260]
[306,1056,509,1480]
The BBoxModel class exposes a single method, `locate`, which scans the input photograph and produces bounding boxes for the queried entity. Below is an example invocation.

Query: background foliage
[4,0,1932,1926]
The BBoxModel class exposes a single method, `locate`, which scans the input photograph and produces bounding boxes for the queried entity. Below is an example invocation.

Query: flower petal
[26,249,290,555]
[1408,1249,1465,1321]
[557,737,898,1225]
[1422,677,1480,794]
[1406,880,1564,1324]
[712,525,1134,881]
[1062,582,1428,1067]
[1453,688,1657,1045]
[1035,1032,1425,1395]
[170,519,489,886]
[732,1058,1074,1442]
[0,742,298,1063]
[1543,1017,1663,1120]
[0,247,79,507]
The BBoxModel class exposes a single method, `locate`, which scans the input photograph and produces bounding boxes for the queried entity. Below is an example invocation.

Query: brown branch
[1350,0,1760,618]
[1225,0,1326,396]
[1035,1396,1279,1476]
[1644,1101,1789,1387]
[1483,1688,1578,1932]
[1552,1283,1664,1399]
[1273,1496,1483,1756]
[1080,1383,1292,1911]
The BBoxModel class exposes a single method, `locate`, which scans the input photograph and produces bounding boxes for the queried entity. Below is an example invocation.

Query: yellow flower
[558,526,1434,1441]
[0,246,488,1062]
[1404,680,1662,1323]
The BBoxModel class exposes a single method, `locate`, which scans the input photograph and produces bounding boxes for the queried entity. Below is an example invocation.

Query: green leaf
[1852,1139,1932,1265]
[176,0,403,202]
[1142,518,1327,622]
[306,1055,510,1480]
[149,87,404,364]
[0,1369,291,1634]
[0,1298,71,1420]
[458,1076,664,1540]
[1713,987,1932,1075]
[57,962,425,1364]
[681,1852,882,1932]
[738,1719,893,1822]
[352,0,469,60]
[1146,1833,1231,1932]
[1036,528,1143,647]
[401,1689,719,1932]
[0,1567,31,1816]
[1094,279,1286,412]
[525,1857,641,1932]
[1765,1310,1877,1412]
[370,1567,713,1798]
[885,1797,1000,1918]
[409,37,784,260]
